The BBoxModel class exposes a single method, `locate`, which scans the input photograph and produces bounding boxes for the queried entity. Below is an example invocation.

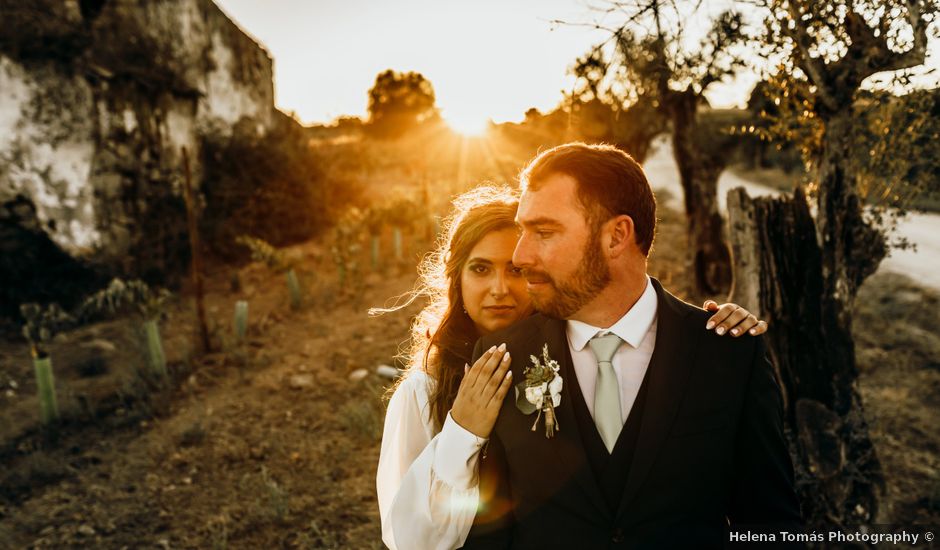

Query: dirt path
[0,242,420,549]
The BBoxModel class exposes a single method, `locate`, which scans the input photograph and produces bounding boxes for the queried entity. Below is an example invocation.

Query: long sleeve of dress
[376,371,487,550]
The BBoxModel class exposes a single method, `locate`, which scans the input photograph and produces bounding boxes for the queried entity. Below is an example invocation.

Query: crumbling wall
[0,0,276,315]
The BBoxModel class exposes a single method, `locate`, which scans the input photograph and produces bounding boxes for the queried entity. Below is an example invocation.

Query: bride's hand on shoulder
[702,300,768,337]
[451,344,513,439]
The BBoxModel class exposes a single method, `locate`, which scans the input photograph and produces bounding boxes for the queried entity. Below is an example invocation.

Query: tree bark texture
[727,185,884,529]
[668,90,732,295]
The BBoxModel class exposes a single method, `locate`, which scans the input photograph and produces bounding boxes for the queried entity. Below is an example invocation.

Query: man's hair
[520,142,656,256]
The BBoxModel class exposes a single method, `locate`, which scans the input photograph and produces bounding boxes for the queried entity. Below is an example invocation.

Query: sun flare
[445,112,490,137]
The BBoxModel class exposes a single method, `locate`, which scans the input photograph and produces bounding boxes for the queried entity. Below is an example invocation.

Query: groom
[463,143,802,548]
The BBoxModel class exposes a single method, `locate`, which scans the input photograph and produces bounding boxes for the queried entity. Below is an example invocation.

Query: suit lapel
[540,316,612,521]
[615,279,701,520]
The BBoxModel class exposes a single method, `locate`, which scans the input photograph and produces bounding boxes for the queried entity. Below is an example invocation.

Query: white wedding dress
[376,369,487,550]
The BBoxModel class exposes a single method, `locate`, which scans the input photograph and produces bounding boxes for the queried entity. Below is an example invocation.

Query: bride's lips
[484,305,516,313]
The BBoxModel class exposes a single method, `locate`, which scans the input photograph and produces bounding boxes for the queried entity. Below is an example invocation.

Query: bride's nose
[490,271,509,297]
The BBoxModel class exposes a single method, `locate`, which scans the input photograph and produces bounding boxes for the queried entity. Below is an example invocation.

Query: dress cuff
[433,411,488,490]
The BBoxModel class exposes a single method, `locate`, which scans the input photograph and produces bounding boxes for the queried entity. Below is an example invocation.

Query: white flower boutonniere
[514,344,563,438]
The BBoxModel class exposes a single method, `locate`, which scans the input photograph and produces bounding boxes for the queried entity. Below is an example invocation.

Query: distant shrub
[201,114,362,260]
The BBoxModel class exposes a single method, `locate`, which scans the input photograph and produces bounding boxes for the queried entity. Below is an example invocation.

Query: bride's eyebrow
[467,258,493,265]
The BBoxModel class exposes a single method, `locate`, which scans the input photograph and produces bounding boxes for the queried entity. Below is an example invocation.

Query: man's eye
[536,231,553,239]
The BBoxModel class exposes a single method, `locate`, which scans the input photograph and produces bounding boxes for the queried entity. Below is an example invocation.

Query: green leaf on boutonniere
[514,381,538,415]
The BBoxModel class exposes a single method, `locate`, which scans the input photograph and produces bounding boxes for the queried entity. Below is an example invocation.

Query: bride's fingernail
[706,321,715,330]
[498,343,506,352]
[749,328,757,335]
[731,328,739,336]
[505,370,512,378]
[502,352,511,362]
[488,345,496,353]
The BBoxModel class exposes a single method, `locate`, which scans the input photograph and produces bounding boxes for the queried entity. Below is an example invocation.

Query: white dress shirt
[566,276,658,425]
[376,369,487,550]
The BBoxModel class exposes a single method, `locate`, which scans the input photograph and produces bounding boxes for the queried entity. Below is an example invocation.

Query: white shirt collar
[566,276,658,351]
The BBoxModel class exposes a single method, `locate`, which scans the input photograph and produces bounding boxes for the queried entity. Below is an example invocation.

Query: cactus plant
[20,303,72,425]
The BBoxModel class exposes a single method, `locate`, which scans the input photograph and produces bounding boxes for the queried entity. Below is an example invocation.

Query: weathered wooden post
[181,147,211,353]
[727,186,884,528]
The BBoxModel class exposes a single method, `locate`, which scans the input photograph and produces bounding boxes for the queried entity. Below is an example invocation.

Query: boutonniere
[514,344,563,438]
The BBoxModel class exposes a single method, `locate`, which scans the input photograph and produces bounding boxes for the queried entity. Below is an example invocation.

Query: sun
[444,111,490,137]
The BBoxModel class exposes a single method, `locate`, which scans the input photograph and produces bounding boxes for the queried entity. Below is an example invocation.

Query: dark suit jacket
[462,278,802,549]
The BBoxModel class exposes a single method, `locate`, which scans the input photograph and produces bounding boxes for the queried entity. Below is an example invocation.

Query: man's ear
[607,215,635,258]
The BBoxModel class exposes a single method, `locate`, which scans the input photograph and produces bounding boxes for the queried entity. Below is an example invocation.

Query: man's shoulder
[653,279,710,323]
[653,280,759,354]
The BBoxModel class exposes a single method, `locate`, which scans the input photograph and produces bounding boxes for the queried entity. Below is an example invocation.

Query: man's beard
[525,226,611,319]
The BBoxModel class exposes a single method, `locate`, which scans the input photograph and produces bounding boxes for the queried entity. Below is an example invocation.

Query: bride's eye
[509,266,524,276]
[470,264,489,274]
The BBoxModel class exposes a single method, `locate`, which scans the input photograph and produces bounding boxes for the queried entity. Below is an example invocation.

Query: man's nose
[513,232,534,268]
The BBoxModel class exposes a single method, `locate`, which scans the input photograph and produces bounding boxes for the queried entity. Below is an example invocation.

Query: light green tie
[588,332,624,453]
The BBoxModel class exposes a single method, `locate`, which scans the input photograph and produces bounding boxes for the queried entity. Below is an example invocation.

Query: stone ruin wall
[0,0,277,313]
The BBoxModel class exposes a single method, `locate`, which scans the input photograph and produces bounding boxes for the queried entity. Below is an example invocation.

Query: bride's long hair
[375,185,520,430]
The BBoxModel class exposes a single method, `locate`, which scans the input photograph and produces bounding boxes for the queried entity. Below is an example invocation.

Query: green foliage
[236,235,290,272]
[201,114,361,259]
[76,279,170,379]
[366,69,439,139]
[381,196,423,230]
[609,8,746,103]
[854,89,940,214]
[524,345,561,388]
[746,79,940,216]
[19,303,73,358]
[339,399,383,441]
[78,278,170,321]
[237,236,306,309]
[260,466,290,521]
[331,208,365,289]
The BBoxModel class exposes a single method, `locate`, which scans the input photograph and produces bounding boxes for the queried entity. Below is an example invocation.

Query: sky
[213,0,938,129]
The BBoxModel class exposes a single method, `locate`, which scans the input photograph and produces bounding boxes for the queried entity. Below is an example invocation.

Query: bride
[375,185,766,550]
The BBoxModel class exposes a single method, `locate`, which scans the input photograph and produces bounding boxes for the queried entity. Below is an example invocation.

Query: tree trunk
[616,99,666,164]
[727,183,885,529]
[668,91,732,295]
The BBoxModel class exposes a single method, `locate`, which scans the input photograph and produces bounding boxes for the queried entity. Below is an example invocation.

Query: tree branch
[783,1,839,112]
[833,0,930,86]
